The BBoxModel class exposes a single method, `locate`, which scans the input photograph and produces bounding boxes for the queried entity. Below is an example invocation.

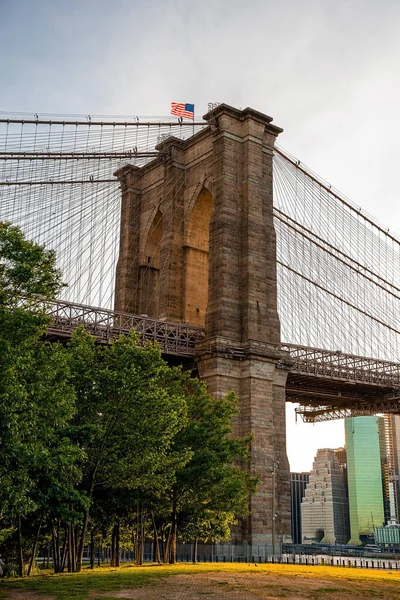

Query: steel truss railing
[35,298,204,356]
[280,343,400,387]
[14,299,400,390]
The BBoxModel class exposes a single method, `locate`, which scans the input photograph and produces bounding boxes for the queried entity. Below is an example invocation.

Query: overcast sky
[2,0,400,471]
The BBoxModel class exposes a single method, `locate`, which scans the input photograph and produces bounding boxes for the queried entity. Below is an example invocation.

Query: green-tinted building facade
[345,417,385,545]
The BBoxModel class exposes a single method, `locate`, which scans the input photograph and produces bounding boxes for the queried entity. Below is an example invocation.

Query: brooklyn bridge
[1,104,399,550]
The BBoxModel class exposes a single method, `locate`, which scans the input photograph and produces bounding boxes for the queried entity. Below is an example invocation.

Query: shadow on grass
[0,564,167,600]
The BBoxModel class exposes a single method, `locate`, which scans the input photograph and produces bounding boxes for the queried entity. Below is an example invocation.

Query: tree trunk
[28,512,44,576]
[67,524,72,573]
[76,509,89,572]
[151,513,161,564]
[163,525,171,564]
[60,529,68,573]
[77,424,115,572]
[192,537,198,564]
[111,524,116,567]
[90,529,95,569]
[140,512,145,565]
[71,525,75,572]
[160,525,165,563]
[56,520,61,573]
[169,503,177,564]
[115,519,120,568]
[76,470,97,572]
[17,515,24,577]
[134,507,142,566]
[51,525,59,573]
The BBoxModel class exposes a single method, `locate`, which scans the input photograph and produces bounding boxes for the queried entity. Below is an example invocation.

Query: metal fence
[88,543,400,571]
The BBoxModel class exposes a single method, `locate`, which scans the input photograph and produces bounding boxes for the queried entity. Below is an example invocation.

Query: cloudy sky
[2,0,400,471]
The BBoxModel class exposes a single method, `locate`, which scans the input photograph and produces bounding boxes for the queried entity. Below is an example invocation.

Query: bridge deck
[39,299,400,418]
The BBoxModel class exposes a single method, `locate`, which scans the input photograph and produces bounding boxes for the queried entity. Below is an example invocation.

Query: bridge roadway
[42,298,400,421]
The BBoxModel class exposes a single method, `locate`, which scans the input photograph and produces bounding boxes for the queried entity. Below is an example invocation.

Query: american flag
[171,102,195,120]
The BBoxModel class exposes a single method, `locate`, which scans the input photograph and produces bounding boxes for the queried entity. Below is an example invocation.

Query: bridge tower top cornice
[154,136,186,153]
[203,103,283,136]
[113,163,142,182]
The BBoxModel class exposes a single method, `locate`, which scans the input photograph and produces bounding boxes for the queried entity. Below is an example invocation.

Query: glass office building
[290,472,310,544]
[345,416,385,544]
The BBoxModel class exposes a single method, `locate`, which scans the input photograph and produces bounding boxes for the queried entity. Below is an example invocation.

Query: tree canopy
[0,222,78,576]
[0,222,257,575]
[0,222,63,307]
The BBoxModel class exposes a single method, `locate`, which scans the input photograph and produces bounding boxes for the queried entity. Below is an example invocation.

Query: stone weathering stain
[114,104,291,549]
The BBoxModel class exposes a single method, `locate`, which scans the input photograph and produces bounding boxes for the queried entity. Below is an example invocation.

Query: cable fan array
[0,114,206,309]
[274,147,400,362]
[1,112,399,363]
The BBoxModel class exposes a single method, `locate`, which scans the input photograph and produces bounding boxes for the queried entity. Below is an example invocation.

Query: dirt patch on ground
[92,570,400,599]
[3,567,400,600]
[0,591,55,600]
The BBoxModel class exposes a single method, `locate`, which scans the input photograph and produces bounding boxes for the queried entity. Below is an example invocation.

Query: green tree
[0,222,63,301]
[0,222,258,574]
[0,221,63,336]
[67,328,189,571]
[0,222,79,576]
[162,382,257,563]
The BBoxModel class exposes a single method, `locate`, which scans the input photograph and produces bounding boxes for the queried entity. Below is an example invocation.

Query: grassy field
[1,562,400,599]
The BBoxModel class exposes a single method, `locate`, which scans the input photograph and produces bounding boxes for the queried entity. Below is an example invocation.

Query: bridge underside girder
[281,343,400,421]
[295,402,400,422]
[286,372,400,422]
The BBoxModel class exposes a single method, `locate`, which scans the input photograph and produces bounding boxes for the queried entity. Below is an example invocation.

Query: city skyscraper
[290,472,310,544]
[301,448,349,544]
[384,415,400,523]
[345,416,386,544]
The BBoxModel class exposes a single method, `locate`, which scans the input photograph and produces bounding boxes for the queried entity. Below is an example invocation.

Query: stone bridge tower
[114,104,291,551]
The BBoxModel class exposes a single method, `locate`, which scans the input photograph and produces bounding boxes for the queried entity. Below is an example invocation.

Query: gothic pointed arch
[138,209,163,317]
[183,187,213,326]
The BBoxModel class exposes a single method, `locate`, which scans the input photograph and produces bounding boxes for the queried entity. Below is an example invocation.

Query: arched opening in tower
[139,209,163,317]
[183,188,213,327]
